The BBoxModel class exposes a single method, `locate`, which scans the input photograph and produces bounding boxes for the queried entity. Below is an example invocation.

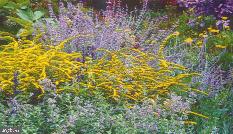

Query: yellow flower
[184,121,197,125]
[199,33,208,38]
[151,40,157,44]
[113,89,119,98]
[197,41,202,47]
[184,37,193,44]
[186,111,209,119]
[222,16,228,20]
[160,60,169,68]
[199,31,208,38]
[215,45,227,49]
[127,105,134,109]
[202,34,208,38]
[224,26,230,30]
[207,27,212,31]
[55,81,60,85]
[173,31,180,36]
[208,27,220,33]
[209,29,220,33]
[197,41,203,48]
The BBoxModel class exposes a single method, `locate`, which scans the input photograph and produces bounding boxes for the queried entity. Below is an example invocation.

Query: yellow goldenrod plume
[186,111,209,119]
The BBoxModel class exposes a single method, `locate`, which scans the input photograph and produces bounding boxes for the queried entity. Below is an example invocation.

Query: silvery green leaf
[33,11,44,21]
[20,6,28,10]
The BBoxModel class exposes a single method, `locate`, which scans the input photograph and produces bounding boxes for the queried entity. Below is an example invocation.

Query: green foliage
[8,8,44,37]
[206,30,233,70]
[0,0,30,10]
[7,17,33,37]
[0,91,193,134]
[16,8,44,22]
[0,0,8,8]
[175,11,233,71]
[191,89,233,133]
[0,0,44,37]
[177,12,216,38]
[0,2,232,133]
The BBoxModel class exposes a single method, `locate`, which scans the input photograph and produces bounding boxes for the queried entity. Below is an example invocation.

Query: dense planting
[177,0,233,19]
[0,0,232,133]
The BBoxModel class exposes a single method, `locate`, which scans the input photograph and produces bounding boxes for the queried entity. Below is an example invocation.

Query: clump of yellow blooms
[0,35,83,95]
[76,48,199,101]
[215,45,227,49]
[208,27,220,34]
[0,32,206,101]
[184,37,193,44]
[221,16,228,20]
[74,31,206,101]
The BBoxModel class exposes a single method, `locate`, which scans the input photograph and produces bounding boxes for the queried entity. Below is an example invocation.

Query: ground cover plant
[0,0,233,133]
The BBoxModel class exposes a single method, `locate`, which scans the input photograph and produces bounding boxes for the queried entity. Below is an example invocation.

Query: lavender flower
[34,0,153,55]
[177,0,233,18]
[38,78,56,91]
[7,97,20,115]
[199,65,233,97]
[216,19,230,30]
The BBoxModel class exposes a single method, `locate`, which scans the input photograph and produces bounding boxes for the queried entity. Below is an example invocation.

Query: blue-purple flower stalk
[177,0,233,18]
[35,0,152,55]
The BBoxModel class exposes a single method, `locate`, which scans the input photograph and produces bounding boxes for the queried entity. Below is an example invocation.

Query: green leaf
[20,6,28,10]
[0,0,8,8]
[3,1,17,10]
[181,76,192,83]
[220,52,233,61]
[16,0,30,7]
[8,16,32,27]
[16,9,33,22]
[7,16,33,37]
[33,11,44,21]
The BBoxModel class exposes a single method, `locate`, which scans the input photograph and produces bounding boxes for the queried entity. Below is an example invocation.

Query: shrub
[168,12,233,87]
[57,32,207,102]
[0,34,84,96]
[0,31,205,103]
[206,29,233,69]
[74,46,203,102]
[191,89,233,133]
